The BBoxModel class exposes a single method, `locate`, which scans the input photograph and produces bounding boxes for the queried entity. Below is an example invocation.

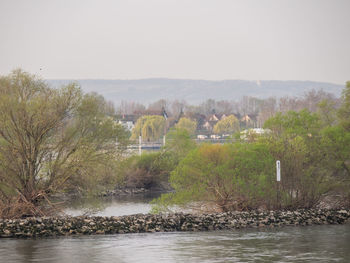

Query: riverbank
[1,209,349,238]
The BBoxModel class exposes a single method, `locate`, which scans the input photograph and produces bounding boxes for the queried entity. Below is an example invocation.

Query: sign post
[163,108,168,146]
[138,135,142,156]
[276,160,281,209]
[276,160,281,182]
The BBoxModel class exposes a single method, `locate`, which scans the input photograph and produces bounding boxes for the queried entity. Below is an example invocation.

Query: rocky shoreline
[1,209,349,238]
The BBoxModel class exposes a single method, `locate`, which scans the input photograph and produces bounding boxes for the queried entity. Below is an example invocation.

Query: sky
[0,0,349,84]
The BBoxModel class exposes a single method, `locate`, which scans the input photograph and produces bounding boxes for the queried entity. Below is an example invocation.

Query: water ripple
[1,224,349,262]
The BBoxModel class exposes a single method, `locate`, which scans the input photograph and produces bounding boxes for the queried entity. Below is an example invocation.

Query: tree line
[118,89,338,141]
[117,89,338,126]
[0,69,348,218]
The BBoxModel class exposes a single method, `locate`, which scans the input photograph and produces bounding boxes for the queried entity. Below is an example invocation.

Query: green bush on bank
[262,112,335,209]
[152,142,277,212]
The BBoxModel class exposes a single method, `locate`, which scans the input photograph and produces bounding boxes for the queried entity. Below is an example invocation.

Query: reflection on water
[64,192,161,216]
[1,225,349,262]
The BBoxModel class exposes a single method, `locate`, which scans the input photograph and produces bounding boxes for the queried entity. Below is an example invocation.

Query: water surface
[1,225,349,262]
[64,193,157,217]
[2,195,349,262]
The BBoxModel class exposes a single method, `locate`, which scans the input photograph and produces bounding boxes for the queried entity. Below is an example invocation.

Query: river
[1,195,349,262]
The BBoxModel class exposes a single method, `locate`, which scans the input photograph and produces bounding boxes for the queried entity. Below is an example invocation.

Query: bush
[263,109,342,209]
[117,129,196,191]
[152,142,276,212]
[118,152,177,189]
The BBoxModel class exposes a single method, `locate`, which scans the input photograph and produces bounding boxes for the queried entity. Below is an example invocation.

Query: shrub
[152,142,276,212]
[263,110,339,209]
[118,152,177,189]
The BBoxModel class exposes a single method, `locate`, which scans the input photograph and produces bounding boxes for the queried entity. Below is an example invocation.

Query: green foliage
[263,109,321,137]
[317,99,337,127]
[333,82,350,204]
[152,85,350,212]
[131,115,165,141]
[338,81,350,131]
[0,69,129,217]
[263,109,338,208]
[117,152,176,189]
[118,128,195,191]
[213,115,240,134]
[320,126,350,177]
[261,88,350,208]
[165,128,196,159]
[175,117,197,135]
[152,143,275,212]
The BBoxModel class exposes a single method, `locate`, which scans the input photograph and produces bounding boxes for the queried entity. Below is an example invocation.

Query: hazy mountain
[48,79,344,105]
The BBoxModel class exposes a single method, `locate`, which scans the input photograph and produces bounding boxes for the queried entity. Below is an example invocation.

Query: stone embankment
[1,209,349,238]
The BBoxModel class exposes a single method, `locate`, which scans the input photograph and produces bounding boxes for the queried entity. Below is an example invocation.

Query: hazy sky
[0,0,349,84]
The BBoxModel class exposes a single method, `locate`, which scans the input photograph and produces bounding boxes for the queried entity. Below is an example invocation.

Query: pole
[276,160,281,209]
[139,135,142,156]
[163,114,167,146]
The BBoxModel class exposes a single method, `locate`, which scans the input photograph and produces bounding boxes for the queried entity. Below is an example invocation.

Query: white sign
[139,135,142,156]
[276,160,281,181]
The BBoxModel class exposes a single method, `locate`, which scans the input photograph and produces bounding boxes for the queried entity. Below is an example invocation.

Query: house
[202,112,221,131]
[203,121,214,131]
[241,114,251,123]
[208,113,219,122]
[203,113,234,131]
[117,114,138,131]
[240,114,258,129]
[220,114,227,120]
[186,113,206,130]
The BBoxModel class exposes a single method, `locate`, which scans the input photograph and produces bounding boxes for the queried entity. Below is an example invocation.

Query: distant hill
[47,79,344,105]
